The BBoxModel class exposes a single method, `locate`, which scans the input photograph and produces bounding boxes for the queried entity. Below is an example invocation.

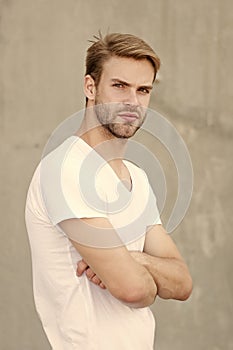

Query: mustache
[115,104,143,114]
[115,107,147,120]
[94,103,147,121]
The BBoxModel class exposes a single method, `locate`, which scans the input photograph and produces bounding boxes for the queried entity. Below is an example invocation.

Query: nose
[124,89,139,107]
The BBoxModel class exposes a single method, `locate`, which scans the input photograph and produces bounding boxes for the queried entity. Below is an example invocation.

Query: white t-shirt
[25,136,161,350]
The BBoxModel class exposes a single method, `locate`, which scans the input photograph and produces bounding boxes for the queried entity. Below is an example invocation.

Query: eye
[112,83,124,88]
[138,87,150,94]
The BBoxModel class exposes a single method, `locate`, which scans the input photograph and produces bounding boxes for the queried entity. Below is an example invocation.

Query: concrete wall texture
[0,0,232,349]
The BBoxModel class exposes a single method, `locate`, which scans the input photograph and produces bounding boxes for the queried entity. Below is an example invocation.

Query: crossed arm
[59,218,192,308]
[130,224,193,300]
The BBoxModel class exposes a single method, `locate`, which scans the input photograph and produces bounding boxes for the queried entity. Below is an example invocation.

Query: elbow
[179,273,193,301]
[120,287,148,304]
[111,285,144,303]
[111,284,156,305]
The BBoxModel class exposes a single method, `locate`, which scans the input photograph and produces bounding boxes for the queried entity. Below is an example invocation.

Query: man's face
[94,56,155,139]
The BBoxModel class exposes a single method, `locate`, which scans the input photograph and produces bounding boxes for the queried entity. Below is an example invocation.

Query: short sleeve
[40,137,108,226]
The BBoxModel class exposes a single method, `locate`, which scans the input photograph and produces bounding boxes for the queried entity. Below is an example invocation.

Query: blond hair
[85,32,160,88]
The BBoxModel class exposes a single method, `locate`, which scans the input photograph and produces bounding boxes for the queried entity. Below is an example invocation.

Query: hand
[76,259,106,289]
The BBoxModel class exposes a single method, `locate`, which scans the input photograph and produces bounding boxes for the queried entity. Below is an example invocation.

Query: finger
[77,258,88,266]
[76,259,89,276]
[99,282,106,289]
[85,267,96,280]
[91,275,101,285]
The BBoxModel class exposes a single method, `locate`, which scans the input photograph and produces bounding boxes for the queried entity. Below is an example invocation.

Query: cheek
[96,90,112,104]
[105,90,124,102]
[138,94,151,107]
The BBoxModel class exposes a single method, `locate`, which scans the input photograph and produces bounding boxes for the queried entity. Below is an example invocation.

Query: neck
[75,106,128,162]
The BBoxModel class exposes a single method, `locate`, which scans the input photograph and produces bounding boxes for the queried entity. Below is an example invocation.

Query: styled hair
[85,32,161,89]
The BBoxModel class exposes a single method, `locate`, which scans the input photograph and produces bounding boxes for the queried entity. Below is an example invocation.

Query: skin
[77,57,155,185]
[59,56,192,306]
[93,57,153,139]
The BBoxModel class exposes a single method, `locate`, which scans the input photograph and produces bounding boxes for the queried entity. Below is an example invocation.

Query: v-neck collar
[69,135,134,193]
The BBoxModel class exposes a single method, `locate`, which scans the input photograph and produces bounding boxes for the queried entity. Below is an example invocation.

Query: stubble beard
[105,121,139,139]
[94,100,146,139]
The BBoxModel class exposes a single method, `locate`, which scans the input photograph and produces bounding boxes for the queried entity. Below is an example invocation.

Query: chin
[108,124,139,139]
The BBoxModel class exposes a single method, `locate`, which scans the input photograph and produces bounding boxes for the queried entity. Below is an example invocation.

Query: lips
[118,112,139,122]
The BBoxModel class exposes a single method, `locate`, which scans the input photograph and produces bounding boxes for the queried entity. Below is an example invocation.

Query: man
[25,33,192,350]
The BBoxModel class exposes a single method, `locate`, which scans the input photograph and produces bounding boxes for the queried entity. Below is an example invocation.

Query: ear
[84,75,96,102]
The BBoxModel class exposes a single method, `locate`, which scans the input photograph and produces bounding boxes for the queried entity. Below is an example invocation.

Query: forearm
[131,252,192,300]
[122,263,158,308]
[77,256,158,308]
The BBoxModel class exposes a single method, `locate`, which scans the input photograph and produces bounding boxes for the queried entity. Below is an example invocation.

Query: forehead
[100,56,155,85]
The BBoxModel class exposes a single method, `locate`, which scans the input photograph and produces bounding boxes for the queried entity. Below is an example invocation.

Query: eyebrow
[111,78,153,90]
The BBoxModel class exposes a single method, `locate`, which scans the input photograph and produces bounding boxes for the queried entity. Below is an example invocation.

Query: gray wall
[1,0,232,349]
